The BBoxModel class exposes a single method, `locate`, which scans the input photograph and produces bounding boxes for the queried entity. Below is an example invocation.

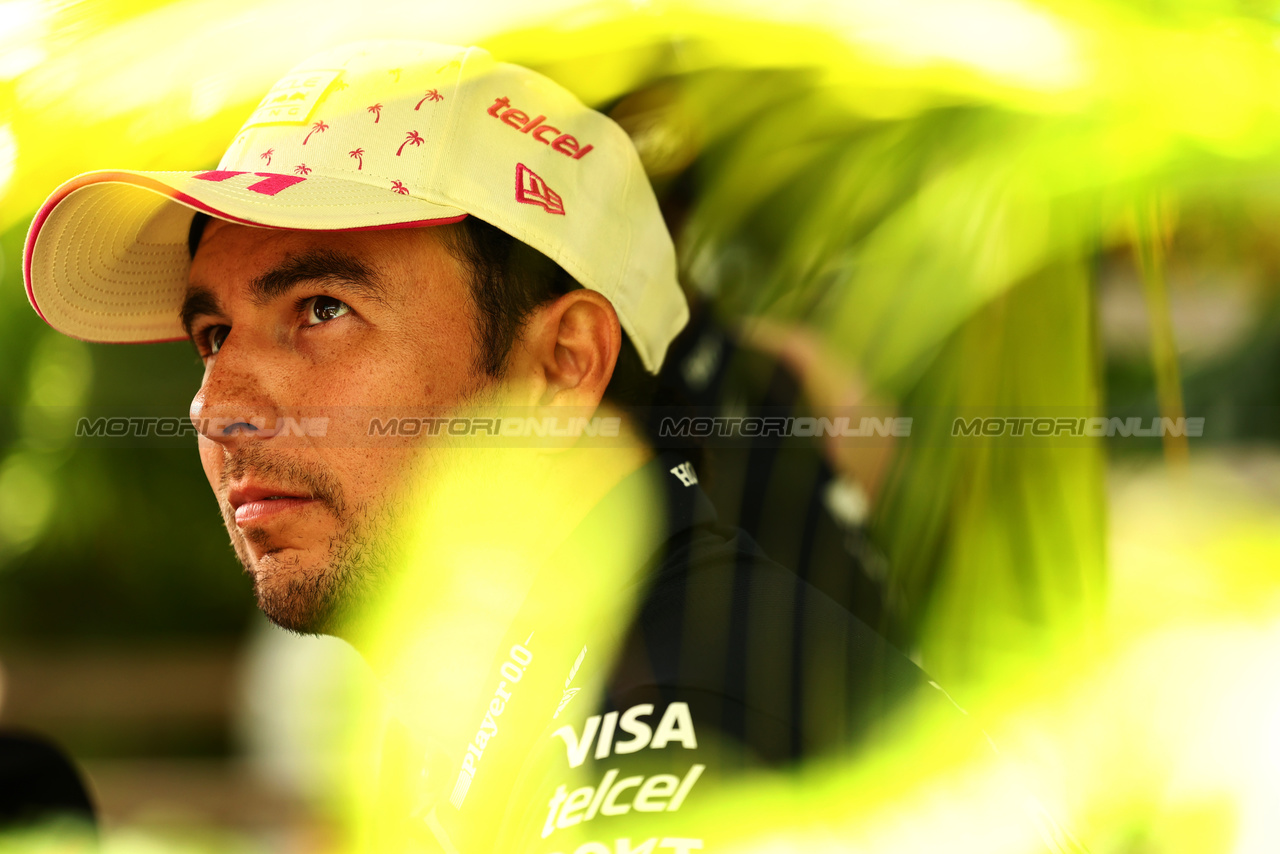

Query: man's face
[185,220,484,635]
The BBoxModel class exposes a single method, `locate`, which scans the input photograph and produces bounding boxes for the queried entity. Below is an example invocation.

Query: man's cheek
[197,439,221,492]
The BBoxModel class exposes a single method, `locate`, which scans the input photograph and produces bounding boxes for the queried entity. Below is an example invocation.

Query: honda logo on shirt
[515,163,565,215]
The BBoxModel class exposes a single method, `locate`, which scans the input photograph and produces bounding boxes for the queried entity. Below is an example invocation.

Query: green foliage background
[3,0,1280,697]
[0,223,252,641]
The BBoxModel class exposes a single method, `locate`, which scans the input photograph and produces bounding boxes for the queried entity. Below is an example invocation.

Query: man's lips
[228,483,318,527]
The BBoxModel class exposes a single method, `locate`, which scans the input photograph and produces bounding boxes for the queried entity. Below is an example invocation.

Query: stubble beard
[218,445,412,637]
[215,380,500,637]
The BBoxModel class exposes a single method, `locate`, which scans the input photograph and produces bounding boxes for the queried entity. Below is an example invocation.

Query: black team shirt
[375,452,1052,853]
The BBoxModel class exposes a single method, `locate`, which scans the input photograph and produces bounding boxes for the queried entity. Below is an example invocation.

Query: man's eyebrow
[248,248,391,308]
[180,286,222,337]
[181,249,391,337]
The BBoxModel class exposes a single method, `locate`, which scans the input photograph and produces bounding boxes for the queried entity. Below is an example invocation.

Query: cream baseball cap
[23,40,688,373]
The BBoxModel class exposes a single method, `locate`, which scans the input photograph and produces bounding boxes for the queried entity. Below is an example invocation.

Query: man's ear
[511,289,621,408]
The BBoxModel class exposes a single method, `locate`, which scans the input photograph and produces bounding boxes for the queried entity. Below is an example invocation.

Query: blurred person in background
[20,40,1063,852]
[0,730,96,848]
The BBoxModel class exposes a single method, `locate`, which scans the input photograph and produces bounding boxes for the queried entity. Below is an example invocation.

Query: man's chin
[246,553,353,636]
[241,530,395,637]
[220,466,419,638]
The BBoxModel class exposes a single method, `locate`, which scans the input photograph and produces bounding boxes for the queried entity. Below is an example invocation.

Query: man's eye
[305,296,351,326]
[206,325,230,355]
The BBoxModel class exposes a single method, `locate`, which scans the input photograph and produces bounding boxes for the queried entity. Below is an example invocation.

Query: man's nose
[189,337,278,446]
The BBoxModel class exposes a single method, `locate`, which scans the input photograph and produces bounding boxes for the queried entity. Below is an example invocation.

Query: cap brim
[24,169,467,344]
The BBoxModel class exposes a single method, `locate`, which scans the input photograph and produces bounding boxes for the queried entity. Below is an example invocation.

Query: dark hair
[188,211,211,259]
[187,211,658,410]
[439,216,658,410]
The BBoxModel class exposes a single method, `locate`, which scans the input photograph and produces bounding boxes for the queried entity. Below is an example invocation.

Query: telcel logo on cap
[486,96,594,159]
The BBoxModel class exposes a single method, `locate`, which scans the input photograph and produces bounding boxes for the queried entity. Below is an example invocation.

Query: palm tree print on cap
[349,148,364,170]
[303,120,329,145]
[415,89,443,109]
[397,131,424,156]
[388,68,402,83]
[391,181,409,195]
[367,103,382,123]
[260,149,274,167]
[294,164,311,175]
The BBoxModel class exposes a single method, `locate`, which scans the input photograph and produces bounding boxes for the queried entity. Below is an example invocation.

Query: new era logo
[515,163,564,215]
